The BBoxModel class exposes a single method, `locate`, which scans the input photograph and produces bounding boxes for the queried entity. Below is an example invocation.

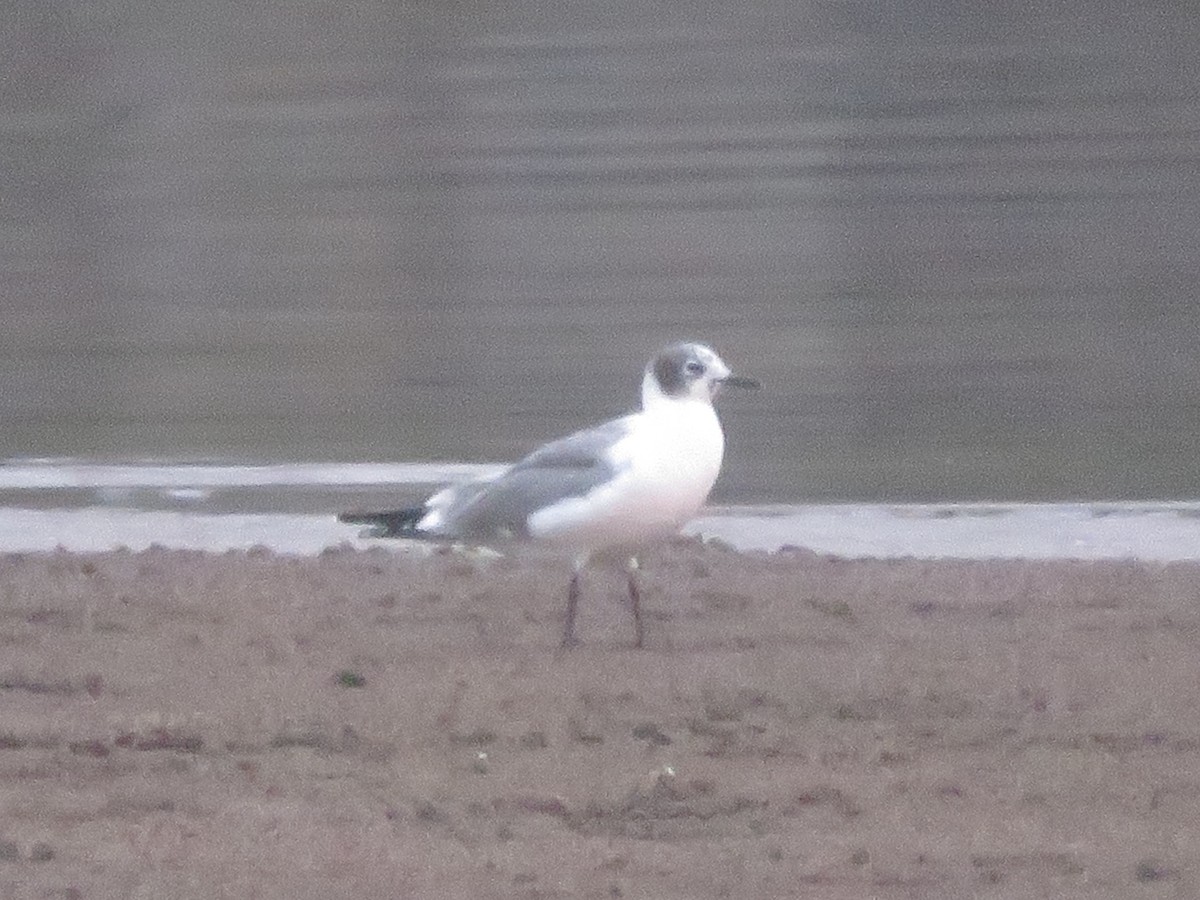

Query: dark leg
[560,568,583,650]
[627,558,644,649]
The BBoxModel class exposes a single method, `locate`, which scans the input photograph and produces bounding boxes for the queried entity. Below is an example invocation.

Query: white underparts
[526,394,725,551]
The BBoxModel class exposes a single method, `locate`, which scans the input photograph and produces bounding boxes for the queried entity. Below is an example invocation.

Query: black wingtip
[337,507,425,538]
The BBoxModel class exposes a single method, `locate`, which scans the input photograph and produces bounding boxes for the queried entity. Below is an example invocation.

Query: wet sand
[2,542,1197,898]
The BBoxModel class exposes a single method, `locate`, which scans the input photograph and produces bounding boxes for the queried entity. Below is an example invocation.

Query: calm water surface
[4,2,1200,502]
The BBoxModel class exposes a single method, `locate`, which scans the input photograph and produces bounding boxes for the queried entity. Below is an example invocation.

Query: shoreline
[3,500,1200,560]
[6,459,1200,560]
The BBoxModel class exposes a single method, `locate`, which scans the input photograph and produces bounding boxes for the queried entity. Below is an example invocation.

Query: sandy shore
[2,542,1197,898]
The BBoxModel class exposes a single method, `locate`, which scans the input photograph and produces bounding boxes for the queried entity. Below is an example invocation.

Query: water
[4,2,1200,503]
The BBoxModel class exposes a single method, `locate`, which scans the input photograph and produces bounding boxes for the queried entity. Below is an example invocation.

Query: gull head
[642,342,759,407]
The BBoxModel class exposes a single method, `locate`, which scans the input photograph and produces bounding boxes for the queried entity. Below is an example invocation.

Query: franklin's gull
[339,342,758,648]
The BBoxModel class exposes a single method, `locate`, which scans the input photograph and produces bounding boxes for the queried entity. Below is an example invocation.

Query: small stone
[30,842,55,862]
[631,723,672,746]
[519,730,548,750]
[1135,858,1174,882]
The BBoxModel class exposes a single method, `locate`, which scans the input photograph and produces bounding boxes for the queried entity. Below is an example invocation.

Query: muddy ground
[1,541,1197,898]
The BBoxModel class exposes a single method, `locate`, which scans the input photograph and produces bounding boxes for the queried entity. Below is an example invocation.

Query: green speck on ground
[335,670,367,688]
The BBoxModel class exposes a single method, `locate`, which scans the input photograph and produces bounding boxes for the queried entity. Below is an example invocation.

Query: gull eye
[684,360,705,376]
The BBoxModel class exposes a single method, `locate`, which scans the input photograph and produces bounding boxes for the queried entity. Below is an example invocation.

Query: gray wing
[435,415,635,540]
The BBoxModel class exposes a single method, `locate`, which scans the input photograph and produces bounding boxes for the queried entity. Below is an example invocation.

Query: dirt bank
[1,542,1196,898]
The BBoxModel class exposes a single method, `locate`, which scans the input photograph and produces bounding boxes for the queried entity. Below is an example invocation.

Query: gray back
[440,416,634,540]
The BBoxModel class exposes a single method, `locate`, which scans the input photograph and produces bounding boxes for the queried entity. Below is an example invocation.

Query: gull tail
[338,507,426,538]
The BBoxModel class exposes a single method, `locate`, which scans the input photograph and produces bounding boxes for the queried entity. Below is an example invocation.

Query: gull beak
[717,375,760,390]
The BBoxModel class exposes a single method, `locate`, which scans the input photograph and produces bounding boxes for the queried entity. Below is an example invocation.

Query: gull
[339,342,758,648]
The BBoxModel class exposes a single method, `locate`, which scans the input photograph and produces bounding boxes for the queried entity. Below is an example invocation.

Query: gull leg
[560,557,586,650]
[627,556,644,649]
